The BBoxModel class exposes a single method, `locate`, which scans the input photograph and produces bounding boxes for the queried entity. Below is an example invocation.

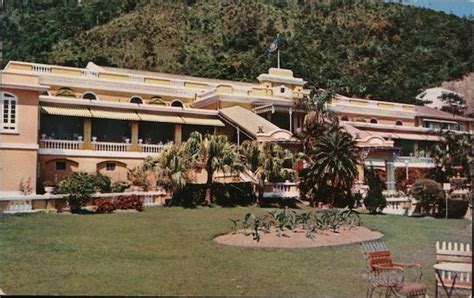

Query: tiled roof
[415,105,473,122]
[219,106,281,138]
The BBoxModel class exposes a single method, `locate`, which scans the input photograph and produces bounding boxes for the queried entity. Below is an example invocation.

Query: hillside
[3,0,473,104]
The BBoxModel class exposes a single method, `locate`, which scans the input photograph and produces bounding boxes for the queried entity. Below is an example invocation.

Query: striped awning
[138,113,184,124]
[181,116,225,127]
[89,109,141,121]
[40,105,92,117]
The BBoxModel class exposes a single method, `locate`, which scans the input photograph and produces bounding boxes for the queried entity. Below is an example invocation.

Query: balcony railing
[93,141,131,152]
[39,138,171,154]
[39,139,83,150]
[263,182,299,199]
[140,144,165,154]
[394,156,433,164]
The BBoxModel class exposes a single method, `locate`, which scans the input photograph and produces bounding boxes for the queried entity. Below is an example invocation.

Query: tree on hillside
[440,92,466,116]
[185,132,244,205]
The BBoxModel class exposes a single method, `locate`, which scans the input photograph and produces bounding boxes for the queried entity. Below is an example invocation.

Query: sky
[385,0,474,18]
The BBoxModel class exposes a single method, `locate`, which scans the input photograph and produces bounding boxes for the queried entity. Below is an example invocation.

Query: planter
[44,186,56,195]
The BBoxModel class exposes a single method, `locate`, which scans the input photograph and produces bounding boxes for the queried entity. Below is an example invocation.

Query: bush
[436,198,469,219]
[95,196,144,213]
[410,179,445,215]
[58,172,97,213]
[115,195,144,211]
[93,173,111,193]
[96,198,116,213]
[364,167,387,214]
[111,181,130,193]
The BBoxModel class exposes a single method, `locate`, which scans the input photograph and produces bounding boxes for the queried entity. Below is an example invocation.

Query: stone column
[289,107,293,133]
[385,160,396,191]
[357,163,365,184]
[174,123,182,145]
[130,121,139,151]
[236,127,240,147]
[83,118,92,150]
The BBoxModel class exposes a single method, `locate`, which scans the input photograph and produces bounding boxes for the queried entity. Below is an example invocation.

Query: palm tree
[154,144,191,197]
[186,132,243,205]
[308,127,359,207]
[240,140,296,204]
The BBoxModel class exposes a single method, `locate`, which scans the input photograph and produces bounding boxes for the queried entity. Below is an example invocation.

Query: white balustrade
[140,144,165,154]
[40,139,83,150]
[6,200,32,213]
[32,64,52,73]
[264,182,299,198]
[93,142,131,152]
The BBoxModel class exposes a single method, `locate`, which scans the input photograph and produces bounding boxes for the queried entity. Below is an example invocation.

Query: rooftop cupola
[257,68,306,87]
[257,68,307,99]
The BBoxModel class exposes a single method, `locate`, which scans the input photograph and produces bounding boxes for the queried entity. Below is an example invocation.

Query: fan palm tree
[186,132,244,205]
[309,128,359,207]
[154,144,191,196]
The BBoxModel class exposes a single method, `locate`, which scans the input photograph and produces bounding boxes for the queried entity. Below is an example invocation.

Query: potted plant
[43,180,56,194]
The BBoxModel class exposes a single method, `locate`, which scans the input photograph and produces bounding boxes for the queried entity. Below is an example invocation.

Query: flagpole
[277,49,280,69]
[277,33,281,68]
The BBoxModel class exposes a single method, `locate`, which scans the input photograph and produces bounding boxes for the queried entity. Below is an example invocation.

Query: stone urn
[44,186,56,195]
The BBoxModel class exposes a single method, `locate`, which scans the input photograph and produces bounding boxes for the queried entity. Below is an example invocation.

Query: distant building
[1,61,473,197]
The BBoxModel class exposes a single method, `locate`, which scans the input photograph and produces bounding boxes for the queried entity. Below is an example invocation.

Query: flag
[265,34,280,57]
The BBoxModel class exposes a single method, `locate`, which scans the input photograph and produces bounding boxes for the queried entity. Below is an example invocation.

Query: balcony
[39,138,167,155]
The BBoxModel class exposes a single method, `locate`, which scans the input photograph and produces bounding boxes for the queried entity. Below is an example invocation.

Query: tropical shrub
[58,172,96,213]
[436,198,469,219]
[364,167,387,214]
[92,173,111,193]
[111,181,130,193]
[410,179,445,215]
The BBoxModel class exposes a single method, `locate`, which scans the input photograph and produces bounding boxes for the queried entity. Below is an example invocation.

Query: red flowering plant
[114,195,144,212]
[96,198,116,213]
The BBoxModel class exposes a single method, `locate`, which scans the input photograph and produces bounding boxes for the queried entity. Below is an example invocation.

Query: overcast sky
[385,0,474,17]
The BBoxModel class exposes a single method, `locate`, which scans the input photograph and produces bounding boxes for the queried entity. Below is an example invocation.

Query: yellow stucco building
[1,61,472,198]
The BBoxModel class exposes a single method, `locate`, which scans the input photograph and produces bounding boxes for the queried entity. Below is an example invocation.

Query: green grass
[0,207,471,296]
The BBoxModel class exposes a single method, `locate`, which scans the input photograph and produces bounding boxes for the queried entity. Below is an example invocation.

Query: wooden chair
[435,241,472,297]
[362,241,426,297]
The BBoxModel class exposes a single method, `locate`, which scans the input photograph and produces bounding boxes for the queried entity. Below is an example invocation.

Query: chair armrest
[393,262,422,269]
[372,265,404,272]
[393,262,423,281]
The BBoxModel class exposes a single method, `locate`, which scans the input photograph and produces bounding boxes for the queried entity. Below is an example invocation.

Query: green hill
[3,0,473,103]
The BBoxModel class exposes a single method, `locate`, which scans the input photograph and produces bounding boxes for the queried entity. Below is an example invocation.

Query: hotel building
[1,61,472,196]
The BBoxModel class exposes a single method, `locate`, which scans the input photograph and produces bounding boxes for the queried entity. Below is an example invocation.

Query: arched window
[81,92,97,100]
[130,96,143,104]
[396,120,404,126]
[341,115,349,121]
[1,92,18,131]
[370,118,378,124]
[171,100,184,108]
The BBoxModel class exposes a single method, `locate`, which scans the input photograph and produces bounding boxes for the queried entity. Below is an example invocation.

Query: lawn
[0,207,471,296]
